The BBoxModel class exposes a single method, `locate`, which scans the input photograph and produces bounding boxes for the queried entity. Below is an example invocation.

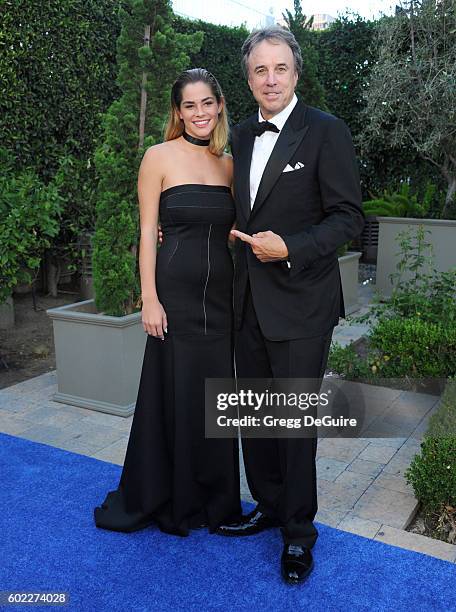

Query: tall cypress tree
[283,0,326,109]
[92,0,202,316]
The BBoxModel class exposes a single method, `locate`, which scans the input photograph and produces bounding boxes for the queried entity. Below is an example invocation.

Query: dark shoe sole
[281,559,314,585]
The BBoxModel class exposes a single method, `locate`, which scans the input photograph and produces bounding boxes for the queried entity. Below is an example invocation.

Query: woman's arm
[137,146,167,339]
[224,153,237,244]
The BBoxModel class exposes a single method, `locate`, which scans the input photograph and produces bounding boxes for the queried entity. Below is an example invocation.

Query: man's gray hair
[241,26,303,79]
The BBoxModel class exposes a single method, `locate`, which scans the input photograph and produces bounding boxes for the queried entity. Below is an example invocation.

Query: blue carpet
[1,432,455,612]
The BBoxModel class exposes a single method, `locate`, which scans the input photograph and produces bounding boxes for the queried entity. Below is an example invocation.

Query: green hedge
[0,0,121,181]
[406,378,456,540]
[329,317,456,381]
[368,317,456,379]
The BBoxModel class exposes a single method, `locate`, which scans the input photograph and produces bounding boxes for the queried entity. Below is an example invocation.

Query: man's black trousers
[235,285,334,548]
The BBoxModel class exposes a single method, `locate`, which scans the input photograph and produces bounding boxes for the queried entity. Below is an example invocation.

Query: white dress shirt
[249,93,298,209]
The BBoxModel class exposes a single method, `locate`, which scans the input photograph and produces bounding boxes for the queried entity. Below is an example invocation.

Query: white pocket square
[283,162,305,173]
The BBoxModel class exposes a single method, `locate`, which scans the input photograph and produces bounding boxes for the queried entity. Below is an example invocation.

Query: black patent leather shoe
[214,508,279,536]
[281,544,314,584]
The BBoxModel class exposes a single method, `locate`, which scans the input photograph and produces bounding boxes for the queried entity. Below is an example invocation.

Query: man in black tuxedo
[215,27,365,584]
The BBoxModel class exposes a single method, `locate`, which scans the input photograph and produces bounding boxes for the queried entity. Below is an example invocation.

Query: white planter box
[338,251,362,315]
[46,299,146,416]
[376,217,456,298]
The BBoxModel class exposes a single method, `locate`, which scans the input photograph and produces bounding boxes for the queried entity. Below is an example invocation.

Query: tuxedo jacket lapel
[235,117,256,221]
[251,100,309,219]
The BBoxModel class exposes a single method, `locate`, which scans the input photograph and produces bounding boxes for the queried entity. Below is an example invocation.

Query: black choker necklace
[182,131,210,146]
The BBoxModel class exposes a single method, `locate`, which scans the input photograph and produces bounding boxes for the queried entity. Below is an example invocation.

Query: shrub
[405,378,456,543]
[334,224,456,382]
[0,148,62,304]
[327,342,370,379]
[329,317,456,382]
[362,182,435,218]
[330,316,456,379]
[367,317,456,379]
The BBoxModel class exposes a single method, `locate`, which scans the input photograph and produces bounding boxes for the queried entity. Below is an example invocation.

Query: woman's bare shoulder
[143,140,179,163]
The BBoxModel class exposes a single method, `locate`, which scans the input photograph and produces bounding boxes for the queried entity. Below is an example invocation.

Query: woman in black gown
[94,69,242,536]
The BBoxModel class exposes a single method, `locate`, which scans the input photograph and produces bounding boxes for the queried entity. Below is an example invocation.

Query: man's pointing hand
[230,229,289,263]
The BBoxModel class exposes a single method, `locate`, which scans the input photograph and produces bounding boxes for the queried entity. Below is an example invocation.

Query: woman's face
[178,81,222,140]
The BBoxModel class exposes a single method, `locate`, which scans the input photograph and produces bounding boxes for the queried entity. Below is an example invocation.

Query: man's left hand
[230,229,288,263]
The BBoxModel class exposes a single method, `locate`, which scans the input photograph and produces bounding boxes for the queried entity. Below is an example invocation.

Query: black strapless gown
[94,184,242,536]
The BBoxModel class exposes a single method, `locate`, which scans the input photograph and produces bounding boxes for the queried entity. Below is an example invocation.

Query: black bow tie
[251,120,280,138]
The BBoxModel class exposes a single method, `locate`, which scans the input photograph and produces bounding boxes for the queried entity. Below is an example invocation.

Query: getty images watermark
[205,377,451,439]
[215,387,356,428]
[205,378,366,439]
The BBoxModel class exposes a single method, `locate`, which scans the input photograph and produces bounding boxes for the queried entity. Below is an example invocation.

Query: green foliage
[0,0,121,181]
[0,149,62,303]
[93,0,203,316]
[356,224,456,328]
[282,1,326,109]
[386,225,456,326]
[174,17,254,125]
[405,378,456,541]
[329,225,456,380]
[362,182,435,218]
[367,317,456,379]
[45,153,99,274]
[316,14,374,135]
[0,0,123,280]
[426,378,456,440]
[328,342,371,379]
[329,319,456,381]
[301,7,448,205]
[360,1,456,217]
[315,12,445,202]
[337,243,349,257]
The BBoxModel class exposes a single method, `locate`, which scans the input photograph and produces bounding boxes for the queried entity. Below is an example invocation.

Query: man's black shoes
[216,511,314,584]
[214,509,279,536]
[281,544,314,585]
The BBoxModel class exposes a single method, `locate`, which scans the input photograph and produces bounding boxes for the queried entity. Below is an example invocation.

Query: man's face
[247,39,298,120]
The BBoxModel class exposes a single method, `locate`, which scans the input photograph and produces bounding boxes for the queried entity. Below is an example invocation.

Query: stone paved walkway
[1,367,454,563]
[331,280,374,348]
